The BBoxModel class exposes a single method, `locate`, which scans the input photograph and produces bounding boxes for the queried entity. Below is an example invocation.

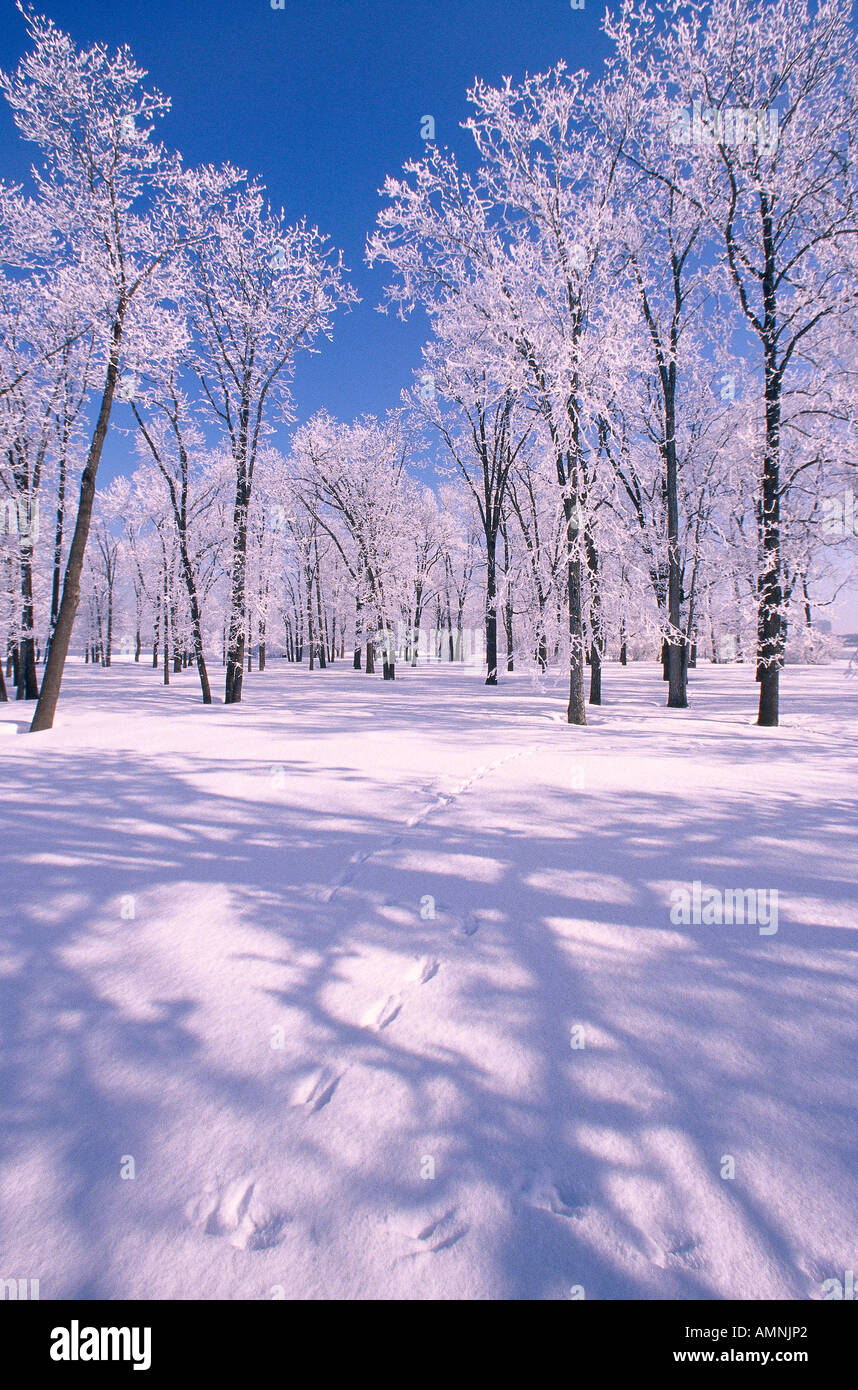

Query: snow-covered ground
[1,658,856,1300]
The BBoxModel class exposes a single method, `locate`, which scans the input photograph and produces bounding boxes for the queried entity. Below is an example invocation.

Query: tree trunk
[176,537,211,703]
[381,623,395,680]
[755,214,784,727]
[585,530,603,706]
[563,495,586,726]
[664,391,688,708]
[30,325,123,733]
[306,566,316,671]
[17,547,39,700]
[315,574,327,670]
[354,594,363,669]
[46,448,66,664]
[224,465,249,704]
[485,532,498,685]
[411,601,422,668]
[162,585,170,686]
[502,525,514,672]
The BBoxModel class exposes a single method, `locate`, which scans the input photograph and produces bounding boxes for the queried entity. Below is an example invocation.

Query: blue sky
[0,0,609,435]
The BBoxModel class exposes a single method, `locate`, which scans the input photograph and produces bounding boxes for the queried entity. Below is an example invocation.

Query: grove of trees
[2,0,856,729]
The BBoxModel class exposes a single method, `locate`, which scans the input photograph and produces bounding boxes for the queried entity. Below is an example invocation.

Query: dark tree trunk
[502,525,514,672]
[411,609,422,667]
[306,569,315,672]
[755,201,784,726]
[561,490,586,726]
[46,448,66,665]
[315,576,327,670]
[30,321,124,733]
[162,586,170,686]
[17,548,39,700]
[485,533,498,685]
[665,394,687,709]
[585,530,603,706]
[224,464,249,705]
[354,595,362,669]
[381,624,395,680]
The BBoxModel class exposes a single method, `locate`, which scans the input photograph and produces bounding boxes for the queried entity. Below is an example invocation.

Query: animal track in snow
[391,1205,467,1254]
[316,746,536,905]
[659,1233,705,1270]
[405,747,535,829]
[459,911,480,937]
[318,848,374,904]
[360,956,439,1031]
[454,907,504,938]
[362,992,403,1031]
[186,1176,289,1251]
[289,1064,344,1112]
[406,954,440,984]
[520,1170,586,1220]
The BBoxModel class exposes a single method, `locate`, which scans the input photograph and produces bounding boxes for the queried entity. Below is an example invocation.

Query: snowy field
[1,658,857,1300]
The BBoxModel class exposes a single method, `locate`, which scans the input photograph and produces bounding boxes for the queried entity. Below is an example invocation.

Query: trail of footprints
[186,951,442,1252]
[189,752,534,1256]
[317,746,534,906]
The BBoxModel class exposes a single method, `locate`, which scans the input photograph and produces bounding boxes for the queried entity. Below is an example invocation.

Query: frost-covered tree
[180,173,355,703]
[0,8,200,730]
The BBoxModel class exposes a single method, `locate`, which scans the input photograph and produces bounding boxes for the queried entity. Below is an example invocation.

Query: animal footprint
[456,907,504,937]
[663,1234,704,1269]
[186,1176,289,1251]
[521,1170,585,1220]
[290,1064,343,1113]
[319,848,375,903]
[393,1206,465,1253]
[362,993,402,1031]
[407,955,440,985]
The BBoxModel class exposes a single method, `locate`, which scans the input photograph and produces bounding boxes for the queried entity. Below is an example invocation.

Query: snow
[1,658,857,1300]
